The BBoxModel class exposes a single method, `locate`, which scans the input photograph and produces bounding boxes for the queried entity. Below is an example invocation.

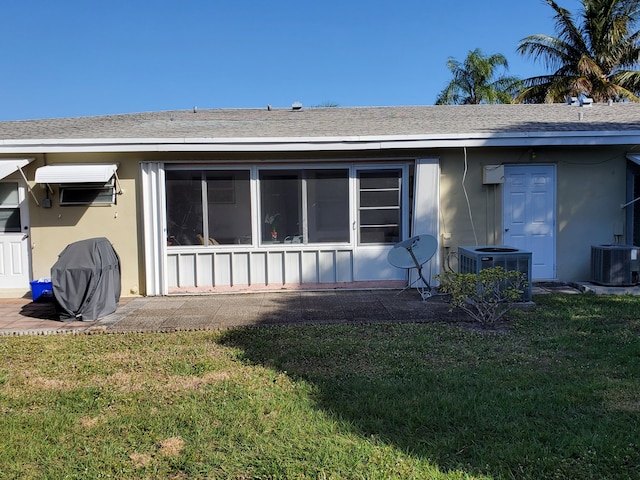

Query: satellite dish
[387,234,438,299]
[388,234,438,269]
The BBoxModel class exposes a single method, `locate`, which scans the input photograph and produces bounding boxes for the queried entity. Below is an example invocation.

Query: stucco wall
[553,146,628,281]
[25,153,143,297]
[437,145,630,282]
[18,145,634,297]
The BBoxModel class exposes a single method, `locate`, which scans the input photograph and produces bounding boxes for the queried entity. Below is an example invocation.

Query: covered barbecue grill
[52,237,121,321]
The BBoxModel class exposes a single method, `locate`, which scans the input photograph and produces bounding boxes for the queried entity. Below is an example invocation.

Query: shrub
[436,266,527,326]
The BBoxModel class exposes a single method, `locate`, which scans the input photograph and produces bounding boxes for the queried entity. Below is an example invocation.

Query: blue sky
[0,0,583,121]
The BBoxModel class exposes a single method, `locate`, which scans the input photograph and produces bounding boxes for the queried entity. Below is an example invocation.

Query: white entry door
[0,181,31,289]
[503,165,556,280]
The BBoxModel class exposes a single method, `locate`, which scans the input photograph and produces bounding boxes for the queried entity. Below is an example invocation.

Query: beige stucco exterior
[437,145,630,281]
[24,153,143,296]
[2,105,639,298]
[12,143,632,298]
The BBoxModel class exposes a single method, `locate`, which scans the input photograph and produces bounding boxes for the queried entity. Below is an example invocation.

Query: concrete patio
[0,281,634,336]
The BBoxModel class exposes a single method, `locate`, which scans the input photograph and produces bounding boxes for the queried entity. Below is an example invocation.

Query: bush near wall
[437,266,527,327]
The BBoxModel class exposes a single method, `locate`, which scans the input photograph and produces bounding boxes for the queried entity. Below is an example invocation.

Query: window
[306,170,350,242]
[59,182,116,206]
[165,169,251,246]
[358,169,402,244]
[166,171,203,246]
[0,182,21,233]
[164,165,401,247]
[206,171,251,244]
[259,169,349,244]
[260,170,301,242]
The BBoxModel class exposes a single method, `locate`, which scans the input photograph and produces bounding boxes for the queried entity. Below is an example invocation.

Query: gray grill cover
[52,237,121,322]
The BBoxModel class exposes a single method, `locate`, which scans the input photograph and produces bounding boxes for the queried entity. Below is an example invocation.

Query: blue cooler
[30,279,53,301]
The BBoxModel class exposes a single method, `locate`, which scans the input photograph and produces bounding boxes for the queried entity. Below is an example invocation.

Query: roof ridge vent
[568,94,593,107]
[579,93,593,107]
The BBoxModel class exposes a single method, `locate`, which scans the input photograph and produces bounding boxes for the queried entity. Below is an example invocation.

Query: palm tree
[517,0,640,103]
[435,49,522,105]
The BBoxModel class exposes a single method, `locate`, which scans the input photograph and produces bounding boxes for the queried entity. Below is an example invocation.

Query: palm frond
[548,0,589,52]
[517,34,580,71]
[435,49,521,104]
[517,0,640,103]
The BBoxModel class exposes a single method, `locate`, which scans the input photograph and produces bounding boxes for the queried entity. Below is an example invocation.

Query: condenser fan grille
[591,245,640,286]
[458,246,533,301]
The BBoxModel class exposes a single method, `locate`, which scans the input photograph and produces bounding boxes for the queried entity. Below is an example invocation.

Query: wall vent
[591,245,640,286]
[458,246,533,301]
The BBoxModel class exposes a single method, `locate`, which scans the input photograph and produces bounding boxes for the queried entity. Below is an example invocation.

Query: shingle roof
[0,103,640,154]
[1,104,639,151]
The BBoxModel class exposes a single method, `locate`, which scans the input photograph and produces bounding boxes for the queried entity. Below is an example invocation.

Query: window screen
[59,184,116,206]
[357,169,402,244]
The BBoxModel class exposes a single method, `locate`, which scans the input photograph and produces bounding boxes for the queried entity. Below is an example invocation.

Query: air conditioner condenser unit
[458,246,533,301]
[591,245,640,286]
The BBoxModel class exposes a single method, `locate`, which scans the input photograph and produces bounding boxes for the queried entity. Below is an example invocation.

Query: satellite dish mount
[387,234,438,300]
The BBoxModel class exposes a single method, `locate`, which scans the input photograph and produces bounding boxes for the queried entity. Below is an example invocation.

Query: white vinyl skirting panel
[166,247,355,289]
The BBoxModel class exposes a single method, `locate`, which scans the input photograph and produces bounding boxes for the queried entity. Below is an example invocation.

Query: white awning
[0,158,34,181]
[35,164,118,184]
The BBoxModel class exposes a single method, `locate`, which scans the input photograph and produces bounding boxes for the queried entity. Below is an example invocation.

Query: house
[0,103,639,298]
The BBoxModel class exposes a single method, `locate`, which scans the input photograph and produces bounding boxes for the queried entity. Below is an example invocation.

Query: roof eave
[0,131,638,153]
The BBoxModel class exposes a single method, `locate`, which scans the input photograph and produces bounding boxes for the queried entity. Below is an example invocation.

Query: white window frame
[59,179,117,206]
[256,165,352,246]
[354,165,409,246]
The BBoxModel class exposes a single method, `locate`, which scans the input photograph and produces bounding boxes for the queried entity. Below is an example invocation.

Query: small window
[0,182,21,232]
[59,182,116,206]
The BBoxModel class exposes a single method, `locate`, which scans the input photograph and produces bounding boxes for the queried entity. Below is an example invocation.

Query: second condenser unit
[458,246,533,301]
[591,244,640,286]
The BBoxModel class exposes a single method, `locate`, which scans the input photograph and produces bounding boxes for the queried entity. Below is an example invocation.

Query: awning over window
[0,158,34,181]
[35,164,118,184]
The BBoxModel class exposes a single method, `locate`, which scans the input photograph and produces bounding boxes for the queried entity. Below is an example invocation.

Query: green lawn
[0,293,638,479]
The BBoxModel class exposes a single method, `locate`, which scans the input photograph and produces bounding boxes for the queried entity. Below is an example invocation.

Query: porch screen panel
[260,170,301,243]
[166,171,203,246]
[306,169,349,243]
[206,171,252,245]
[358,169,401,244]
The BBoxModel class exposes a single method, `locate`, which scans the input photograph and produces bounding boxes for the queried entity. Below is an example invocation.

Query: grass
[0,293,639,479]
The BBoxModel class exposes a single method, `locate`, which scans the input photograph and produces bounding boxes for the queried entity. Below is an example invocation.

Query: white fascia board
[3,130,637,145]
[1,130,640,154]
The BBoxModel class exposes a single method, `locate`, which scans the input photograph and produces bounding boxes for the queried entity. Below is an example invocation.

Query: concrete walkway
[0,290,465,336]
[0,281,622,337]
